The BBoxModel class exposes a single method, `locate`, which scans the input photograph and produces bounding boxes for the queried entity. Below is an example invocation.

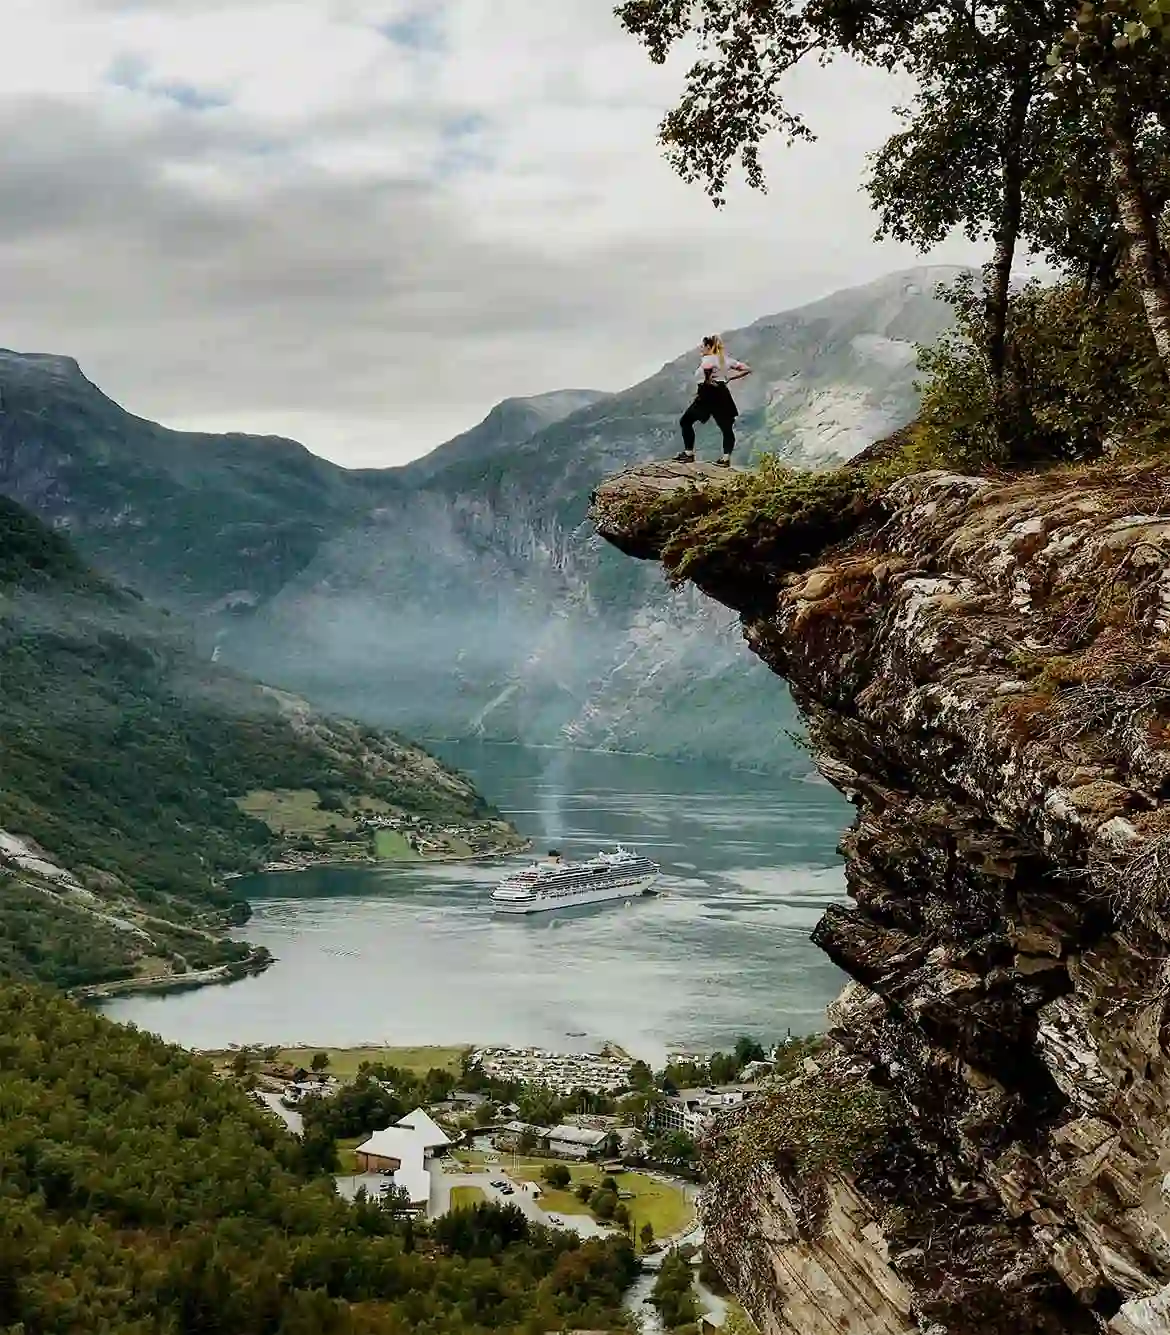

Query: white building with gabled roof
[395,1107,451,1150]
[354,1107,452,1209]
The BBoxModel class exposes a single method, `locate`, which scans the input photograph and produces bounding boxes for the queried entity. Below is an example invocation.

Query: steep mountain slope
[403,388,608,483]
[0,267,965,769]
[0,496,507,991]
[0,348,390,613]
[225,267,965,767]
[0,353,606,622]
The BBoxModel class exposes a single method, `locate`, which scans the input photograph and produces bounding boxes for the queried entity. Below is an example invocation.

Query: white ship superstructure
[491,847,659,915]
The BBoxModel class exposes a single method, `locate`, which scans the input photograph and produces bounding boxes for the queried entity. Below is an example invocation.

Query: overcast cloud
[0,0,985,466]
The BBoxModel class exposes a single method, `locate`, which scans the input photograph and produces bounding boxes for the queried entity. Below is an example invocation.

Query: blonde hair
[703,334,727,378]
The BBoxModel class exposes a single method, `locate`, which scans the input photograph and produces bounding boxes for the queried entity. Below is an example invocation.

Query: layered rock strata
[592,460,1170,1334]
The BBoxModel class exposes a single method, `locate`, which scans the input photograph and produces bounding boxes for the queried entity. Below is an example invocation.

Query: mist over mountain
[0,494,502,990]
[0,266,967,770]
[224,266,966,769]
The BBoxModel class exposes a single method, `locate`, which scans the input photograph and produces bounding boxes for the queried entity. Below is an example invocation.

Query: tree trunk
[1102,85,1170,371]
[985,74,1034,452]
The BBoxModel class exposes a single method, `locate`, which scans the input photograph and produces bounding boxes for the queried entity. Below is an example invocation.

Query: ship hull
[492,873,658,915]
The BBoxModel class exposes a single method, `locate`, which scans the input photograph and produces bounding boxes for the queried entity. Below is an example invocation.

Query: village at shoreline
[199,1033,811,1247]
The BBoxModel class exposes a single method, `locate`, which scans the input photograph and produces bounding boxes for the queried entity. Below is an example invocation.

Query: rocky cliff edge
[592,459,1170,1335]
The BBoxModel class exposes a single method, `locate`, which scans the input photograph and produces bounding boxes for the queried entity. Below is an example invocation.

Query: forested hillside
[0,982,638,1333]
[0,348,392,611]
[0,496,506,990]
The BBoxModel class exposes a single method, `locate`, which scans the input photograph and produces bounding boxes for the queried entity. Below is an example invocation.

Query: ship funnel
[547,849,562,863]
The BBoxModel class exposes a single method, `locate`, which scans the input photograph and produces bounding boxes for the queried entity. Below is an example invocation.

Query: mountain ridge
[0,265,969,769]
[403,388,609,483]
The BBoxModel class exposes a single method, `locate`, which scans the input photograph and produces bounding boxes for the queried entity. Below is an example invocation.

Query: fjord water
[102,744,852,1063]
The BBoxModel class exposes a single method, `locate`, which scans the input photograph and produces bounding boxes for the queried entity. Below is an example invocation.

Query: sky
[0,1,987,467]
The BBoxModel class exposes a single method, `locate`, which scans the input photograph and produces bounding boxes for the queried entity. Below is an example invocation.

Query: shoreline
[426,734,785,778]
[256,839,532,875]
[82,839,532,1007]
[71,946,274,1003]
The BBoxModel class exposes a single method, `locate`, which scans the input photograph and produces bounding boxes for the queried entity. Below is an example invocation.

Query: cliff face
[592,460,1170,1334]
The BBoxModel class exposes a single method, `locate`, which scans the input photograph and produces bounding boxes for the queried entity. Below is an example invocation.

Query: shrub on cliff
[706,1068,891,1234]
[916,272,1170,471]
[602,458,877,596]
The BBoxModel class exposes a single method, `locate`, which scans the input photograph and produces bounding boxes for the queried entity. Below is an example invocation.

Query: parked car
[547,1214,562,1226]
[499,1185,514,1195]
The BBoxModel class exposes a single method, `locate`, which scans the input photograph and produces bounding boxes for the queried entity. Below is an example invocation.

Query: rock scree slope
[592,458,1170,1333]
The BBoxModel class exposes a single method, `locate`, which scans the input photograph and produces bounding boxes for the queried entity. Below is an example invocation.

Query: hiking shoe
[673,451,695,463]
[714,456,732,468]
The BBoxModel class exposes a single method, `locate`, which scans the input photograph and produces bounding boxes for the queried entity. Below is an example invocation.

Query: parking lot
[334,1160,615,1236]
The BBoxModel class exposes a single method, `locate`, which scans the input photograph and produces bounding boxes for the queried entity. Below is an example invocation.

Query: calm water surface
[102,743,852,1063]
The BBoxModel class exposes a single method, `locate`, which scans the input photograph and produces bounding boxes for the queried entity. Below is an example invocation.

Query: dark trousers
[680,382,737,453]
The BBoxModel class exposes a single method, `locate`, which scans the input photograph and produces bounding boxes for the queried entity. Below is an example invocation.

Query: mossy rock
[706,1067,891,1235]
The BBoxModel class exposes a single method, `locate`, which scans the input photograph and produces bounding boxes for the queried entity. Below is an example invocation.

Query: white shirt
[695,352,748,385]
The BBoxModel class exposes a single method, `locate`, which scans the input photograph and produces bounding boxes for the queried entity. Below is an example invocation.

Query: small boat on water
[491,846,660,915]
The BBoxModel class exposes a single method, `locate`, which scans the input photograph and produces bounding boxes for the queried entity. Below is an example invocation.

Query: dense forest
[0,496,498,989]
[0,982,638,1334]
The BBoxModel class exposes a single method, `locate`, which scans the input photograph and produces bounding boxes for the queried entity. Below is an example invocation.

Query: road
[430,1165,616,1236]
[256,1090,303,1136]
[334,1160,614,1237]
[69,947,270,1000]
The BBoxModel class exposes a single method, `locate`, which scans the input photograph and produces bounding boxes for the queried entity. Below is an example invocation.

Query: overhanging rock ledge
[592,459,1170,1335]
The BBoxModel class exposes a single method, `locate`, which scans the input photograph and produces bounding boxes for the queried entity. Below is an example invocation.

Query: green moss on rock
[706,1066,892,1235]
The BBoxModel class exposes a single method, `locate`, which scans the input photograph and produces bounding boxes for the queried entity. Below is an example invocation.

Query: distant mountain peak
[749,264,976,331]
[0,349,86,384]
[403,387,609,483]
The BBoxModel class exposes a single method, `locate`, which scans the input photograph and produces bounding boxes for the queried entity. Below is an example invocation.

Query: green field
[336,1135,364,1173]
[273,1045,467,1078]
[236,788,358,836]
[449,1155,693,1248]
[374,829,419,860]
[450,1185,487,1210]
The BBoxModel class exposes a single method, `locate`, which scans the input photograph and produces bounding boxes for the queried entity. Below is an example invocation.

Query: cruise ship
[491,847,660,915]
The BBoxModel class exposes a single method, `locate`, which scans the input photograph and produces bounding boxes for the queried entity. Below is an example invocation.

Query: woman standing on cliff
[675,334,752,467]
